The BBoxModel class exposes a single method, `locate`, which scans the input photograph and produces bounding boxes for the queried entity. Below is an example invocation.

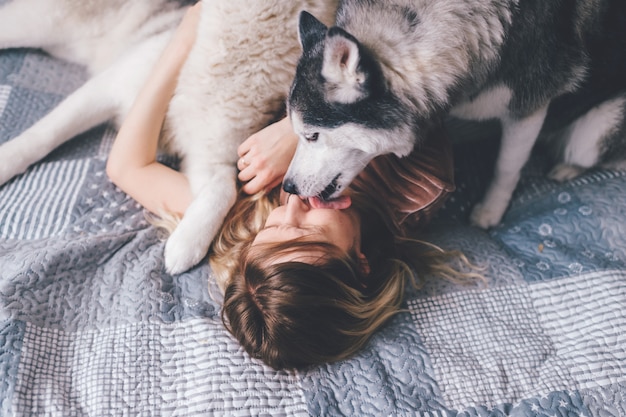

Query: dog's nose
[282,180,299,195]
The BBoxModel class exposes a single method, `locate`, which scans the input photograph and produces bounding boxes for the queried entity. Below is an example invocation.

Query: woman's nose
[284,194,309,223]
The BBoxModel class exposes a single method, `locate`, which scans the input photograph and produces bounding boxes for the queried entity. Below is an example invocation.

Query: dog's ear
[298,11,327,52]
[321,27,368,104]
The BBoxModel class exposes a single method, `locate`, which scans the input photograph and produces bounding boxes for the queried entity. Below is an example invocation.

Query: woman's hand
[237,117,298,194]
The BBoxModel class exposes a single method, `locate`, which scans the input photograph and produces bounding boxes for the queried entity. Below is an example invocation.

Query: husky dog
[0,0,338,273]
[284,0,626,228]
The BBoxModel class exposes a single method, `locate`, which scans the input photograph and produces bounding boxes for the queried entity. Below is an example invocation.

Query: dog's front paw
[469,202,505,229]
[163,225,209,274]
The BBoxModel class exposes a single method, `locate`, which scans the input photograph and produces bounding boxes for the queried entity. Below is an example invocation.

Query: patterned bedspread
[1,46,625,416]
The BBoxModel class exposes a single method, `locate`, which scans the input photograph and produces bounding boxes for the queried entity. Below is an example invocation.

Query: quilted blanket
[1,46,625,416]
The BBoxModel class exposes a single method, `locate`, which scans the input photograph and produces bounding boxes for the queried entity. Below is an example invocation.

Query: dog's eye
[305,133,319,142]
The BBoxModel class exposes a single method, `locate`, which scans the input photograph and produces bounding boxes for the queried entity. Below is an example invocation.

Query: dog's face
[283,12,416,200]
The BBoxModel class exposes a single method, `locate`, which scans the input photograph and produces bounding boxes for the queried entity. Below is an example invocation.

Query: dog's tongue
[308,195,352,210]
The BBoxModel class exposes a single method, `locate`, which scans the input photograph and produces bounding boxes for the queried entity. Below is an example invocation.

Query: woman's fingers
[237,154,283,194]
[237,117,297,194]
[237,135,254,158]
[237,160,255,182]
[237,155,249,170]
[241,172,282,195]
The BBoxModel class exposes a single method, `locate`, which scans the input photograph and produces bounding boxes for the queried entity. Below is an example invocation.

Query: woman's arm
[106,3,201,216]
[236,116,298,194]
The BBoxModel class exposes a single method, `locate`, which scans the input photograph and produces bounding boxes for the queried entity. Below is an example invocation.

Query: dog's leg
[161,81,247,274]
[471,105,549,228]
[163,164,238,274]
[0,76,117,185]
[548,94,626,182]
[0,35,167,186]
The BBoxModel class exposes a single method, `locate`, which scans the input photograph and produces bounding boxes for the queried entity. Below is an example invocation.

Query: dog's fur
[0,0,338,273]
[285,0,626,227]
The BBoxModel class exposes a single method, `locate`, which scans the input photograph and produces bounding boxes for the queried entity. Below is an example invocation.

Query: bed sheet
[1,47,625,417]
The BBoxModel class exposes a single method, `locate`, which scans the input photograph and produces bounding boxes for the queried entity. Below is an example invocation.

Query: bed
[1,45,625,416]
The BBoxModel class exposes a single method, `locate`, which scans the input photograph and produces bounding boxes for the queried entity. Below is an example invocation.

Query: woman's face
[251,191,364,264]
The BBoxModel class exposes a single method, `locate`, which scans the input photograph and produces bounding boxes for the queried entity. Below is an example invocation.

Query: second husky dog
[283,0,626,228]
[0,0,337,273]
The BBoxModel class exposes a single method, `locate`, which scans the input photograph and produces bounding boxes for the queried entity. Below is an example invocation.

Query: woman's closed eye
[262,224,324,234]
[256,224,326,243]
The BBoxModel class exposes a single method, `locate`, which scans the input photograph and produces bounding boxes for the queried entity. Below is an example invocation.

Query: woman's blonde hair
[209,188,281,291]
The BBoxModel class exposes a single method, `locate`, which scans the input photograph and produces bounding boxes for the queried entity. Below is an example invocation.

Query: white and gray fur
[0,0,338,273]
[285,0,626,227]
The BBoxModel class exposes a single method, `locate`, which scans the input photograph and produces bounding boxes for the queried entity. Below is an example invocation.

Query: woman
[213,115,473,370]
[107,3,478,370]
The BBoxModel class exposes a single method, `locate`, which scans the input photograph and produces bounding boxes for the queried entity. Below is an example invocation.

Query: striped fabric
[97,126,117,160]
[0,160,90,240]
[0,85,10,118]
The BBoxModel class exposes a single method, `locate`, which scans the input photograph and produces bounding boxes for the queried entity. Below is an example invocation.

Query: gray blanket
[1,47,625,416]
